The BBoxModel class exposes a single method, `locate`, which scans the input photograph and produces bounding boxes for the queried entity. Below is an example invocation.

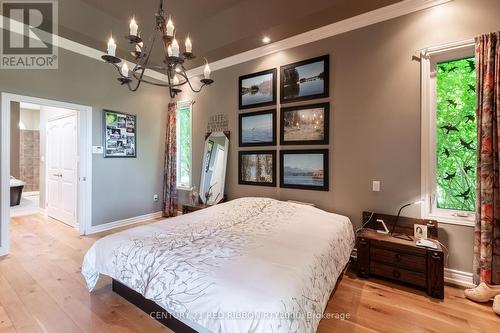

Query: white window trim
[176,100,193,191]
[420,39,476,228]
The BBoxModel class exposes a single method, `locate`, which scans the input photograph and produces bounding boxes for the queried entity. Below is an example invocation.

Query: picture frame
[280,149,329,191]
[103,110,137,158]
[238,150,276,187]
[280,103,329,145]
[414,224,428,240]
[239,68,277,110]
[280,55,329,104]
[239,109,276,147]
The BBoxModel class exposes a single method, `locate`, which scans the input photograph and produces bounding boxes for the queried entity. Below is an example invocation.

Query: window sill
[424,214,475,228]
[176,185,193,191]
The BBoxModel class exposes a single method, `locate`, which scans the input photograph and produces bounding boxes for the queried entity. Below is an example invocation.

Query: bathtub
[10,177,25,207]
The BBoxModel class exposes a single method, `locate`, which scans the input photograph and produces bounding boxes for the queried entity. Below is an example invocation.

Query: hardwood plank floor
[1,214,498,333]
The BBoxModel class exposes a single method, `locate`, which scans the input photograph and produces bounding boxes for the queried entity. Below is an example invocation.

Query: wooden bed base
[112,262,351,333]
[112,279,197,333]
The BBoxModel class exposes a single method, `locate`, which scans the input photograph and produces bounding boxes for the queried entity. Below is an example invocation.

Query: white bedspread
[82,197,354,333]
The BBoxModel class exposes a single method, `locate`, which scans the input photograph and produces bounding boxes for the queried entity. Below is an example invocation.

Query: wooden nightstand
[181,203,207,215]
[356,212,444,299]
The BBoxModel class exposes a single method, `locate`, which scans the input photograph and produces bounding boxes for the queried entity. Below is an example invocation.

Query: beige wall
[178,0,500,273]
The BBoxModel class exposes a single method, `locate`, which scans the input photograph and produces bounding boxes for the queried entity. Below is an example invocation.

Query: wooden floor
[0,214,498,333]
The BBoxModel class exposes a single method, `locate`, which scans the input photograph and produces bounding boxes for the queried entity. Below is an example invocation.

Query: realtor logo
[1,0,58,69]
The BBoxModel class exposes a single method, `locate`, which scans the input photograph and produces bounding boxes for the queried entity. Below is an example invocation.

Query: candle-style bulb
[173,74,179,85]
[185,36,192,53]
[204,62,211,80]
[129,17,138,36]
[166,17,175,37]
[135,41,143,53]
[167,45,172,57]
[171,38,180,57]
[107,36,116,56]
[121,62,129,77]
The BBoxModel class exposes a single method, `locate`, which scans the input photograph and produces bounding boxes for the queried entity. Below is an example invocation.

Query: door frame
[0,93,93,256]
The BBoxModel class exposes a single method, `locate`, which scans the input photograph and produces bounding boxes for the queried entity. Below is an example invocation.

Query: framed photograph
[280,149,329,191]
[104,110,137,158]
[238,150,276,187]
[414,224,428,240]
[280,103,329,145]
[280,55,329,104]
[239,68,277,110]
[239,109,276,147]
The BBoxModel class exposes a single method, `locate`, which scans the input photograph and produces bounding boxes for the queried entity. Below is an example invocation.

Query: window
[176,101,192,189]
[421,42,476,225]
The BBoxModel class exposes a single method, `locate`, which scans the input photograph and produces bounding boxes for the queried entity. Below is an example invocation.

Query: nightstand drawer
[370,247,426,272]
[370,262,426,287]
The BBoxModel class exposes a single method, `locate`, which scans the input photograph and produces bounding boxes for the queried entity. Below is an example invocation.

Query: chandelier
[101,0,213,98]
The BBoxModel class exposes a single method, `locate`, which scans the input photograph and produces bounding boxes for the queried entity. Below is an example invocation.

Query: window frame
[420,41,476,227]
[176,100,193,190]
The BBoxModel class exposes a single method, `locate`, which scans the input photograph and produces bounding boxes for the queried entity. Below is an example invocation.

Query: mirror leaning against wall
[199,131,230,205]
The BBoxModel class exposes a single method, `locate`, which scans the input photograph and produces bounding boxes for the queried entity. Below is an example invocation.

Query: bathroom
[10,102,41,216]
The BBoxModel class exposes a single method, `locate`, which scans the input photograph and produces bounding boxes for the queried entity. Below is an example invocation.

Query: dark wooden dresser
[181,203,207,214]
[356,212,444,299]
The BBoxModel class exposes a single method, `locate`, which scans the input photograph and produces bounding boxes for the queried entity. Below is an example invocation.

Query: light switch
[372,181,381,192]
[92,146,103,154]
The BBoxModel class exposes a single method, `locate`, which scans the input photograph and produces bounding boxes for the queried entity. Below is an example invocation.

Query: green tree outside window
[436,57,476,211]
[178,106,191,186]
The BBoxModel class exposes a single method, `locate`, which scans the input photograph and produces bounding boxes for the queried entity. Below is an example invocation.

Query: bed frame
[112,262,350,333]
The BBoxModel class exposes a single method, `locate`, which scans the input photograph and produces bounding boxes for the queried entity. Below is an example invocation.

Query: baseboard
[86,211,163,235]
[444,268,474,288]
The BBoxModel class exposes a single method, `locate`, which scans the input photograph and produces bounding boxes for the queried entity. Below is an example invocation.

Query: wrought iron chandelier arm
[177,71,206,93]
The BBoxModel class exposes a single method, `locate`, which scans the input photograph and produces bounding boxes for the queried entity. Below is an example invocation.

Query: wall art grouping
[237,55,330,191]
[104,110,137,158]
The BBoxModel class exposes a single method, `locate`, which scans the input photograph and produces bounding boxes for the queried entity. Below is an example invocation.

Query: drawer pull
[395,253,401,261]
[392,270,401,278]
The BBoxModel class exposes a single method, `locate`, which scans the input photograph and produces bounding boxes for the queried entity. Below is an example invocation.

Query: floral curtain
[474,31,500,285]
[163,102,178,217]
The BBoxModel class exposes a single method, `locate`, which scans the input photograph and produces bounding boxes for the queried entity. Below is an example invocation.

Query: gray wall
[178,0,500,273]
[0,48,169,227]
[9,102,20,179]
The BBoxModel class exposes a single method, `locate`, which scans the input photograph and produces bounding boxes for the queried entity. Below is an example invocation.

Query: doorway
[1,93,92,256]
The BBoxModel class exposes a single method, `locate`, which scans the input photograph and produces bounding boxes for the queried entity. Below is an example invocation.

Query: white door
[47,114,78,226]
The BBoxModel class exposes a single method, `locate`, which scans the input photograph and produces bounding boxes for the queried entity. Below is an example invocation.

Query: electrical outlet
[153,194,159,202]
[372,180,381,192]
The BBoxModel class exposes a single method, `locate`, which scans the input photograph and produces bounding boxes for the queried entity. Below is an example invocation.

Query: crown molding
[186,0,453,77]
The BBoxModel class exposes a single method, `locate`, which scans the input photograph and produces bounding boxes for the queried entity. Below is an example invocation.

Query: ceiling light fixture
[101,0,214,98]
[262,36,271,44]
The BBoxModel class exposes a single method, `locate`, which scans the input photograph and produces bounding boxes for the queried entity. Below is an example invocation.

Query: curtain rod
[415,38,475,59]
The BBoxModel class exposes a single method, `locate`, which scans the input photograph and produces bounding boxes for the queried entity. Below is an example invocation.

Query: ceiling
[59,0,402,69]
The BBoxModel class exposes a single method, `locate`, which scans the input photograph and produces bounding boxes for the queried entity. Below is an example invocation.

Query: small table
[181,203,207,215]
[356,212,444,299]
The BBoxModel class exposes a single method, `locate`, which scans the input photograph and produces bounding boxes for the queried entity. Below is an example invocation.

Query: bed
[82,197,354,333]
